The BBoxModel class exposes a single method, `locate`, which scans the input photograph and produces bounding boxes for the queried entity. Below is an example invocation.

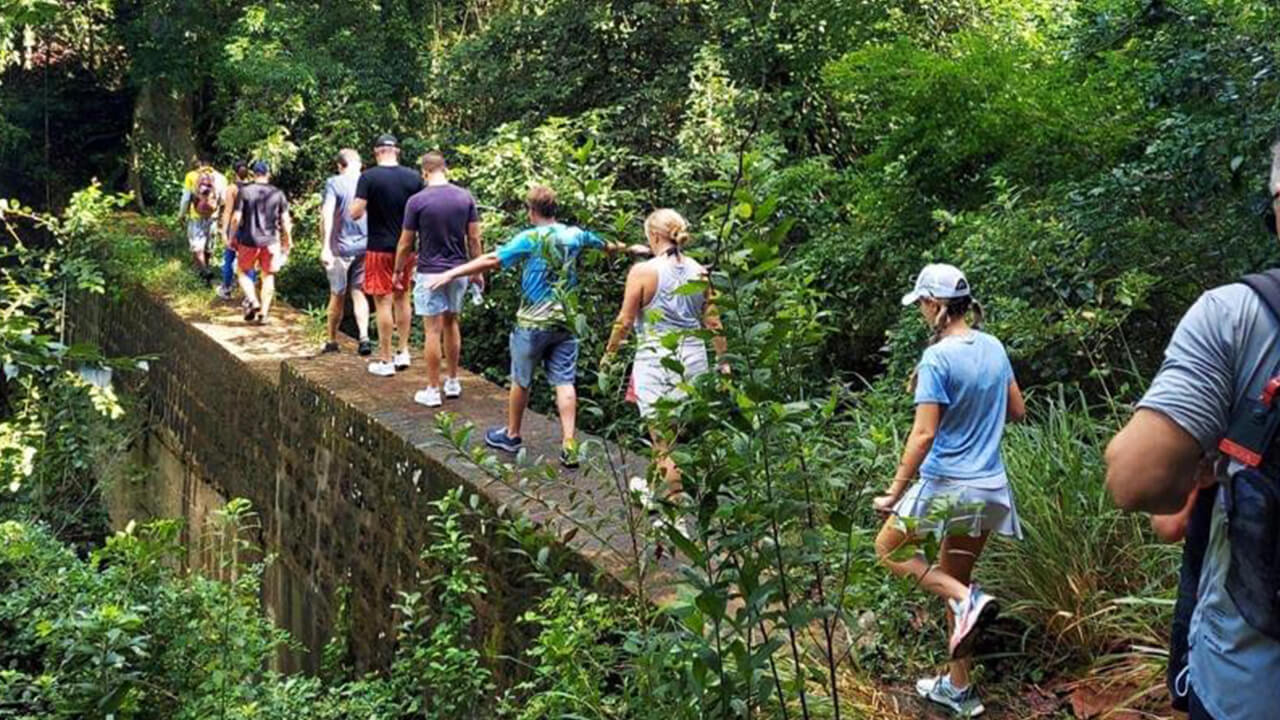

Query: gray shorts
[187,218,215,252]
[326,254,366,294]
[414,274,468,316]
[633,340,709,418]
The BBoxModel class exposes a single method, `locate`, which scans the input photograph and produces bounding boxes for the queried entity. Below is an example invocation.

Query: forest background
[2,0,1279,718]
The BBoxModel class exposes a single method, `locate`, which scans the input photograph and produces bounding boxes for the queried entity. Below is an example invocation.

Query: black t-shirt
[235,182,288,248]
[355,165,423,253]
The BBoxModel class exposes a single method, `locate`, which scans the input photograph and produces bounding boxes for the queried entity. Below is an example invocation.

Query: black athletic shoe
[321,341,340,354]
[357,339,373,356]
[244,303,260,322]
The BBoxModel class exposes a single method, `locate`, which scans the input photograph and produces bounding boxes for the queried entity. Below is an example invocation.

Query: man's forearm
[177,190,191,219]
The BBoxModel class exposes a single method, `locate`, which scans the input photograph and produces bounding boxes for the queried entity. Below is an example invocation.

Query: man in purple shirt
[394,151,482,408]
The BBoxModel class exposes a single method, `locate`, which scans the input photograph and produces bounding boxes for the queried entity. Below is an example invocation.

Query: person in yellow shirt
[175,158,227,284]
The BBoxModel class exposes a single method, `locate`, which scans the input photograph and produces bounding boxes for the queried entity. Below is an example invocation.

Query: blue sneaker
[916,674,985,717]
[484,426,522,454]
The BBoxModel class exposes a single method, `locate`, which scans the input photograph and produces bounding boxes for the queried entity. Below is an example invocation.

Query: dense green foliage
[6,0,1280,717]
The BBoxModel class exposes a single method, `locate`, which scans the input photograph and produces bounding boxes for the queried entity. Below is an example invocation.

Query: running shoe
[243,303,260,322]
[559,440,580,469]
[443,377,462,399]
[628,476,656,511]
[215,285,233,300]
[414,387,443,408]
[484,426,522,453]
[321,341,340,354]
[367,360,395,377]
[357,339,373,356]
[916,674,985,717]
[949,585,999,658]
[393,349,411,371]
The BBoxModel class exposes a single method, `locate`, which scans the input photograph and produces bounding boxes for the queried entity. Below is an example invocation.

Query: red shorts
[236,244,283,274]
[364,251,415,296]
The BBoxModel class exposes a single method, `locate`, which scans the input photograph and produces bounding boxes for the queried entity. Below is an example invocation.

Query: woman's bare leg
[874,519,970,603]
[939,531,990,688]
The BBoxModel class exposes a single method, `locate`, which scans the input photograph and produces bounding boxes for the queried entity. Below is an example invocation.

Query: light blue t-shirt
[494,223,604,328]
[914,331,1014,487]
[1138,283,1280,720]
[322,174,367,257]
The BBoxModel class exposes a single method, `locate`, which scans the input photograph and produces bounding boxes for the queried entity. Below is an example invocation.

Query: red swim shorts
[237,244,284,274]
[364,250,415,296]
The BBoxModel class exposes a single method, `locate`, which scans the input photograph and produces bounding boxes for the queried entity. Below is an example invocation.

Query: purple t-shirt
[402,183,478,273]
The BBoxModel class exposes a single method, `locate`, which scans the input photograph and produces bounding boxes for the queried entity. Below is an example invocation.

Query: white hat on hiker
[901,263,970,306]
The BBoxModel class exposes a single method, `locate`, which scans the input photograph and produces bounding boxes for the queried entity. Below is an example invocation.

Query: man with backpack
[1105,153,1280,718]
[176,158,228,285]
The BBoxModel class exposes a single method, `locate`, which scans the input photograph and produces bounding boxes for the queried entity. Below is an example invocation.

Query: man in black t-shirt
[351,134,423,376]
[228,160,291,325]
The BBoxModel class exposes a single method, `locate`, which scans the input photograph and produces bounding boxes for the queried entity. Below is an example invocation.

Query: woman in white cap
[872,263,1025,717]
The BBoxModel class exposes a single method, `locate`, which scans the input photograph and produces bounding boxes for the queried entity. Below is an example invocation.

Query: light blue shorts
[510,326,578,388]
[413,275,468,317]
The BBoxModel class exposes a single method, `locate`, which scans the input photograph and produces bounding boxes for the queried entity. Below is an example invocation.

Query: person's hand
[423,273,450,291]
[600,352,620,376]
[873,482,907,517]
[473,274,486,292]
[320,250,335,270]
[717,361,731,376]
[392,272,407,293]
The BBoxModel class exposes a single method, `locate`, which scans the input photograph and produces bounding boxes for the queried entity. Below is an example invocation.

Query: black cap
[374,134,399,149]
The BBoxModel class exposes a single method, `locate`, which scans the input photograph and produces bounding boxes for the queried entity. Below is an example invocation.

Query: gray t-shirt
[1138,282,1280,720]
[323,173,367,257]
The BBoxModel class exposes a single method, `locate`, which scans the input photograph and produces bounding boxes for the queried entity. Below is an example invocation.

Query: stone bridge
[68,282,670,675]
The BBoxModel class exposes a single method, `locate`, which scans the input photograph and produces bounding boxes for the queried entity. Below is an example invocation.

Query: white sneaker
[367,361,395,377]
[393,350,411,371]
[443,377,462,399]
[414,386,443,408]
[215,285,232,300]
[628,476,656,511]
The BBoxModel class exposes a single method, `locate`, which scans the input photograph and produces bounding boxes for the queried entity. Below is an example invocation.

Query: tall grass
[988,389,1179,667]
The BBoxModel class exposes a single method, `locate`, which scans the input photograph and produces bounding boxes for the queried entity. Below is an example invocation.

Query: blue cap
[250,160,270,175]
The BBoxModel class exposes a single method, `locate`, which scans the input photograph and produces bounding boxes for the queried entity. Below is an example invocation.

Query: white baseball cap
[901,263,970,306]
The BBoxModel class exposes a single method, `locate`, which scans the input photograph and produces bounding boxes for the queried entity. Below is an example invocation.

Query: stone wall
[68,287,660,677]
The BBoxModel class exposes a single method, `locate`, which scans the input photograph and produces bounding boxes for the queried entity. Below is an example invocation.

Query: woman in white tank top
[604,209,727,503]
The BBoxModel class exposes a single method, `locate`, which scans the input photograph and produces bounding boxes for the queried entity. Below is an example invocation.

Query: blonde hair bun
[645,208,691,248]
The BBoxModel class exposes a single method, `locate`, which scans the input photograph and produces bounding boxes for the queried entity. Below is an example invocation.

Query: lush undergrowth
[6,0,1273,717]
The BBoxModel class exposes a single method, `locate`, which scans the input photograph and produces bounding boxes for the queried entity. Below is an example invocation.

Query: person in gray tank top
[604,209,727,519]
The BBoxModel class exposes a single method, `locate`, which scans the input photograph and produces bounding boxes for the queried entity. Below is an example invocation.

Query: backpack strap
[1240,269,1280,324]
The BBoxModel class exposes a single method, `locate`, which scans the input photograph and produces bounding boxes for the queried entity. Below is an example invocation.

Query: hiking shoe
[321,341,340,354]
[443,377,462,399]
[393,349,411,371]
[414,387,443,408]
[367,360,396,377]
[917,674,984,717]
[215,285,233,300]
[484,427,522,454]
[949,585,999,659]
[357,339,373,356]
[628,476,656,511]
[243,303,261,322]
[559,441,580,469]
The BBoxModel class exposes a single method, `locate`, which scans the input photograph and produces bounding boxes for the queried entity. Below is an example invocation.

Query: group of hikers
[178,136,1280,720]
[177,135,720,475]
